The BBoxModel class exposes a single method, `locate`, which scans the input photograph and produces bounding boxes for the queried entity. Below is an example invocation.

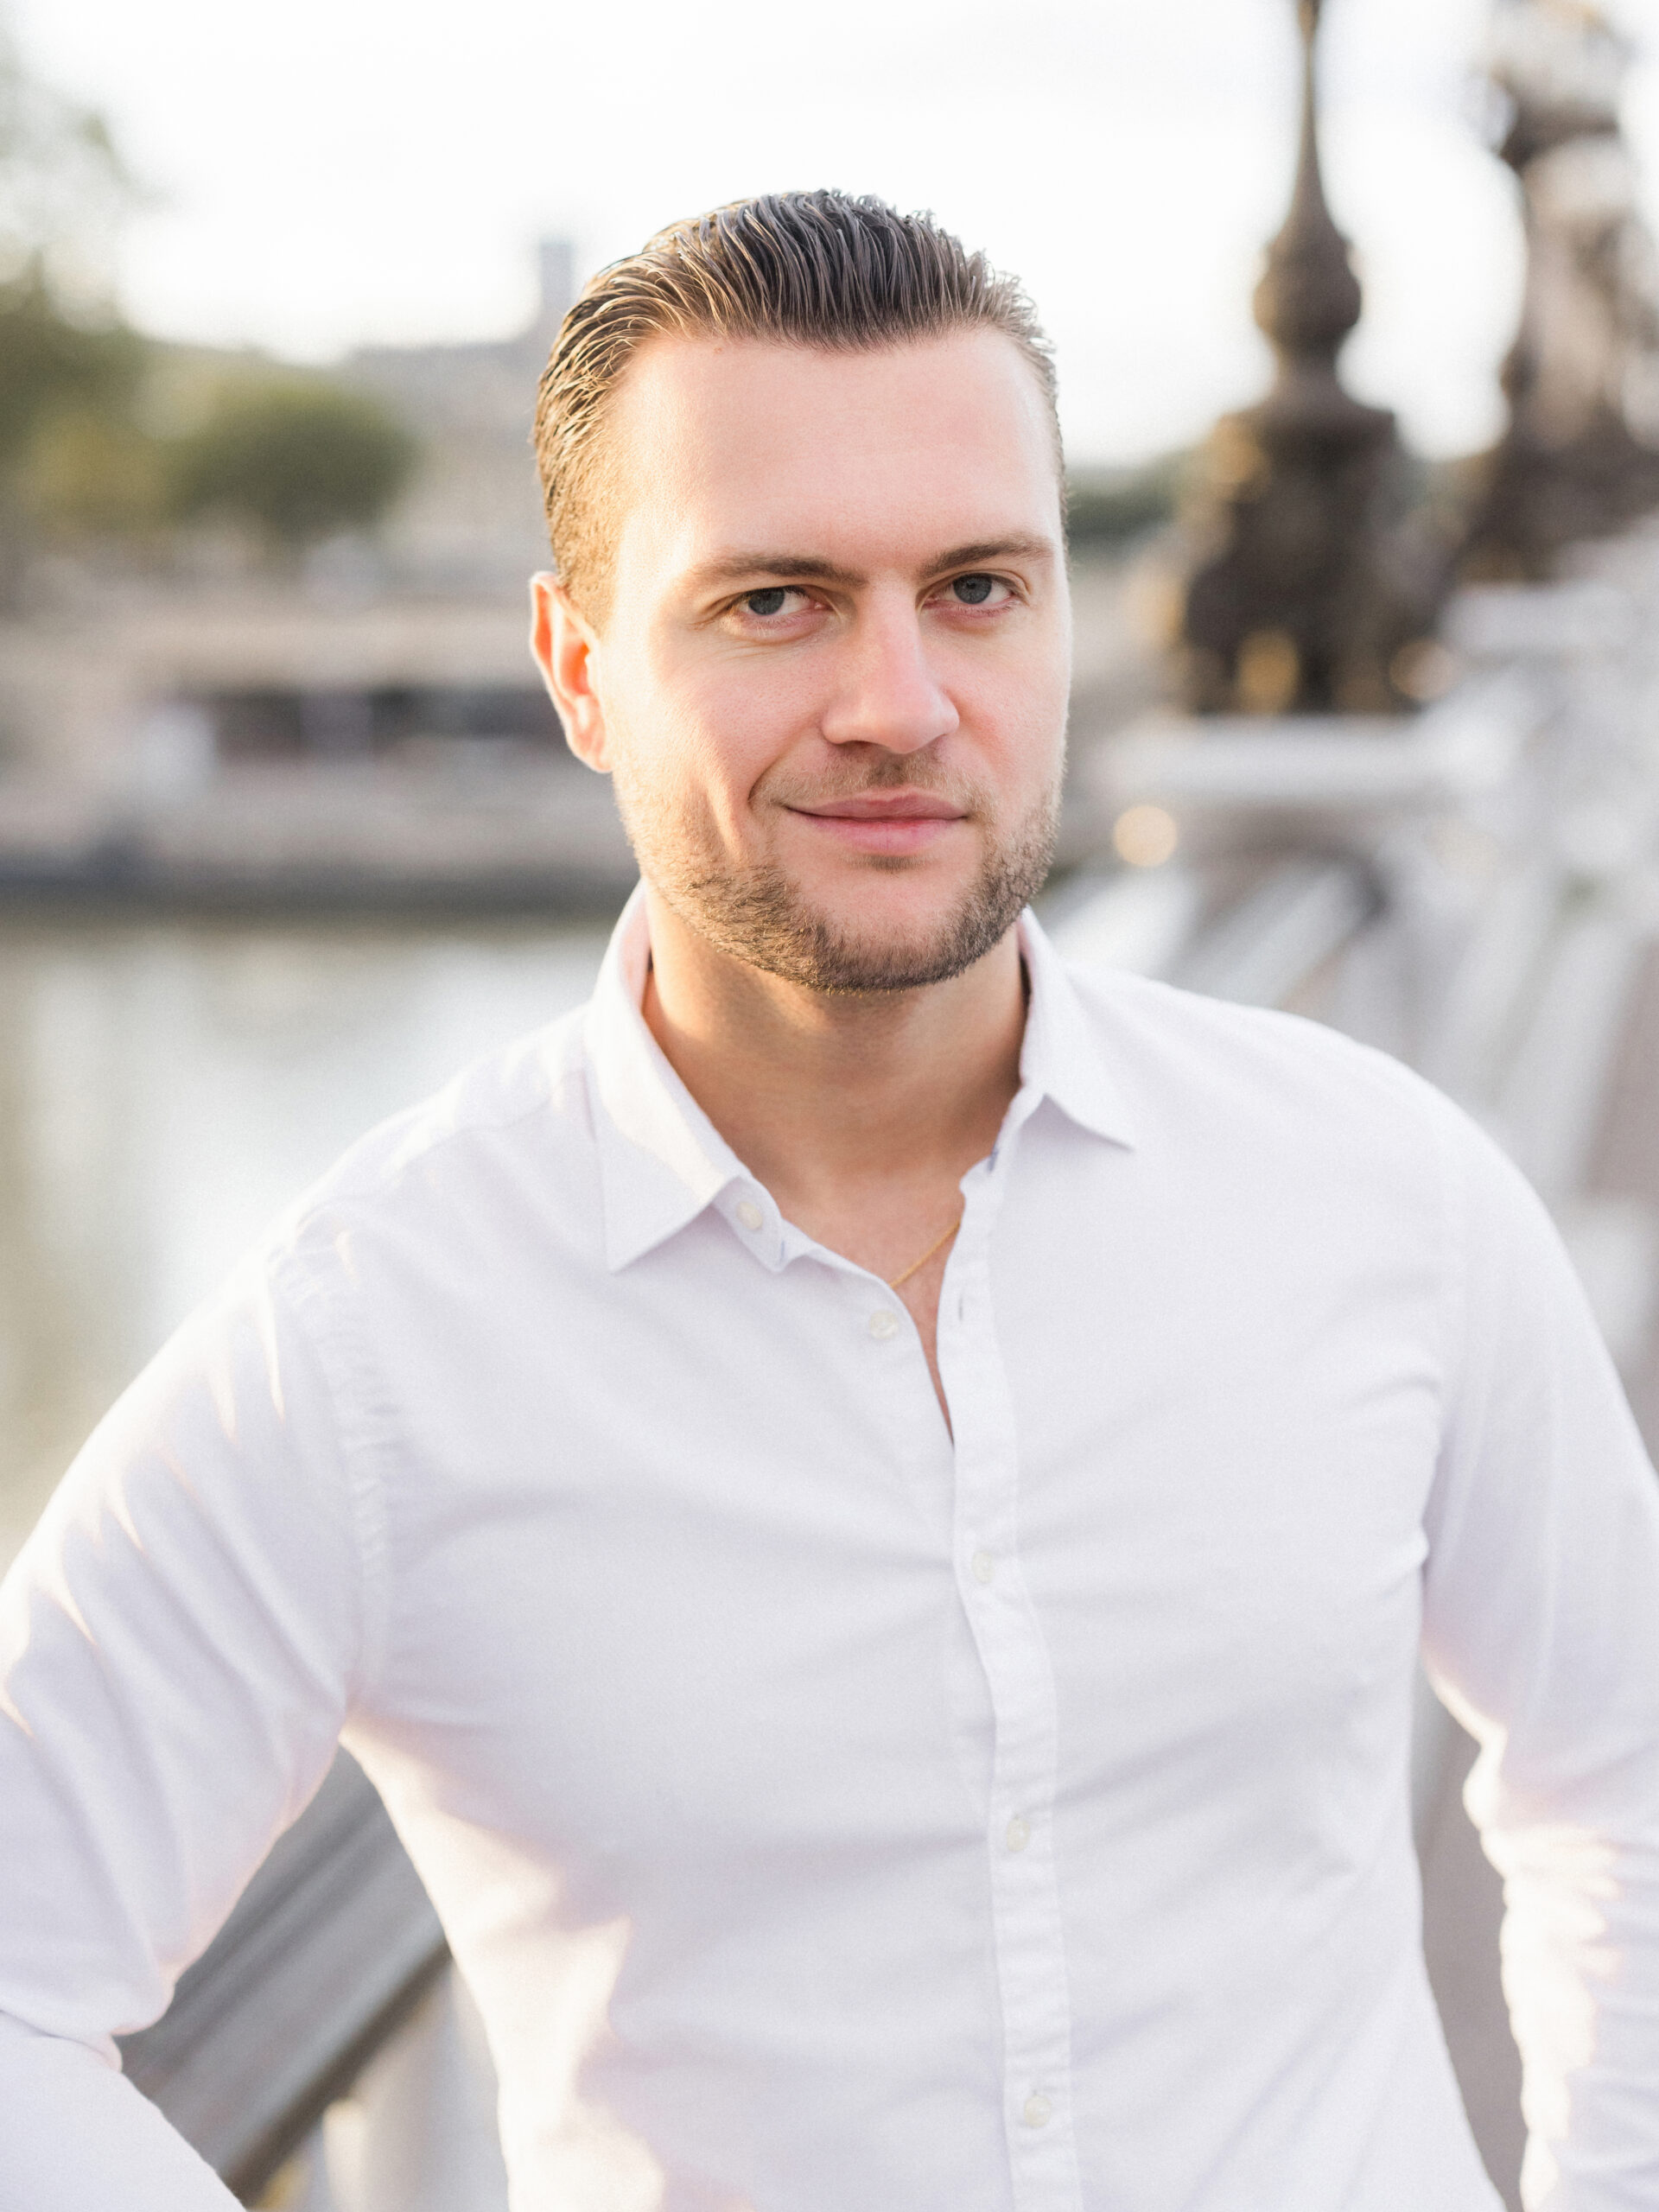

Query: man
[2,189,1657,2212]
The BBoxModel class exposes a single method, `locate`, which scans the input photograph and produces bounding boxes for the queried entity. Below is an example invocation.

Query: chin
[631,779,1058,995]
[719,865,1032,995]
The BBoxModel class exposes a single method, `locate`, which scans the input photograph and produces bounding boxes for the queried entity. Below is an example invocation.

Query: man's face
[534,327,1071,993]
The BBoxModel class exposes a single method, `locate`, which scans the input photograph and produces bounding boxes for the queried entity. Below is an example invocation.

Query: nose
[818,594,959,755]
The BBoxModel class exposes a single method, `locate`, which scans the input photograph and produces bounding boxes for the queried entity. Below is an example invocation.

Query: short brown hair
[533,189,1058,619]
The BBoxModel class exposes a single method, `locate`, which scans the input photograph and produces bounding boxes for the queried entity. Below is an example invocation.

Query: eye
[720,584,819,638]
[947,573,1009,607]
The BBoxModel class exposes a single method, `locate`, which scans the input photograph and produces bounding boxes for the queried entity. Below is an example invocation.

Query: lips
[786,789,968,855]
[794,791,964,822]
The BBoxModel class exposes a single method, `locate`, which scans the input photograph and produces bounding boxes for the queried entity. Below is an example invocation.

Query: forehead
[603,329,1061,594]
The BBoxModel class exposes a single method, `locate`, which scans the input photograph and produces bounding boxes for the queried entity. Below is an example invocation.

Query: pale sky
[15,0,1659,467]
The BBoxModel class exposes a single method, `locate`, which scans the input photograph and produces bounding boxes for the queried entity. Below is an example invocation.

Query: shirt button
[868,1309,901,1340]
[735,1199,764,1231]
[1006,1815,1031,1853]
[1021,2093,1052,2128]
[970,1551,995,1585]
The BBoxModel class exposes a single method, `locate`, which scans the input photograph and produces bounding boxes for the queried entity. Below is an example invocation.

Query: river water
[0,916,613,1567]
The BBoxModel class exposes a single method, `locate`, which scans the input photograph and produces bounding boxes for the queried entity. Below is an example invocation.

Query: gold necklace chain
[887,1210,965,1291]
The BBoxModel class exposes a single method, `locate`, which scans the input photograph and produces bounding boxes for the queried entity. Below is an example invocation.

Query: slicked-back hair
[533,189,1059,620]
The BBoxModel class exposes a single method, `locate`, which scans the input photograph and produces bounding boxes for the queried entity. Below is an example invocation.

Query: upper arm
[1420,1111,1659,1810]
[0,1253,370,2054]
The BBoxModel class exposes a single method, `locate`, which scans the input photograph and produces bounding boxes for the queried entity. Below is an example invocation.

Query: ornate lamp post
[1177,0,1446,716]
[1462,0,1659,578]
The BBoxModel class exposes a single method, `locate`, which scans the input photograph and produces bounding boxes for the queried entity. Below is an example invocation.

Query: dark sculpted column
[1176,0,1447,717]
[1462,0,1659,579]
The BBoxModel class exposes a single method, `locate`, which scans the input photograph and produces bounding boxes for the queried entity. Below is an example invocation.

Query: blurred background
[10,2,1659,2205]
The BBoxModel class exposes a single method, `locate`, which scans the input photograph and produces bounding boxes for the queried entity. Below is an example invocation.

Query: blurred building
[343,238,573,596]
[0,239,645,905]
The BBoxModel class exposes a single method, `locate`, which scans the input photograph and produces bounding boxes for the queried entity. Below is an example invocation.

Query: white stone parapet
[1092,677,1542,839]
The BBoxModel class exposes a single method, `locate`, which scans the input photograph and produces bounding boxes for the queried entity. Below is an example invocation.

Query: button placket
[810,1243,955,1560]
[938,1165,1084,2212]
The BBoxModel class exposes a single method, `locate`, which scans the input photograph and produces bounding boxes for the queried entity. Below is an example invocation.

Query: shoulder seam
[1066,960,1453,1117]
[268,1253,391,1707]
[276,1046,590,1248]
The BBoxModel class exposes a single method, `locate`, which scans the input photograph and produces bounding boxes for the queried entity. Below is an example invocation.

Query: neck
[639,885,1027,1218]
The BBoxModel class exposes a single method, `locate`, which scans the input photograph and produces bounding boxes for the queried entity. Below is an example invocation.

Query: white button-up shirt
[3,889,1659,2211]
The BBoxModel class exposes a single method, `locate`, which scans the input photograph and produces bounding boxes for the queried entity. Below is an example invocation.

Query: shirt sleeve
[1421,1108,1659,2212]
[0,1252,372,2207]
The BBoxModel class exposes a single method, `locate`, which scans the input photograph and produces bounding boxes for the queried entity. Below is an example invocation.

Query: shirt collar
[584,885,755,1273]
[1013,905,1140,1152]
[584,883,1136,1274]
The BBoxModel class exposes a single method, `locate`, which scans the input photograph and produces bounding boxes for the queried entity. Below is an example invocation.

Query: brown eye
[952,575,995,605]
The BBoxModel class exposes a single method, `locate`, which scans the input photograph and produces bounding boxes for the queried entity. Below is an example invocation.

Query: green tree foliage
[23,392,164,539]
[168,379,418,552]
[0,14,420,572]
[0,10,149,583]
[0,9,126,301]
[0,263,142,471]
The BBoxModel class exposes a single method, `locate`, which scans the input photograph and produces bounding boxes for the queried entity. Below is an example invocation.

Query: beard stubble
[613,754,1062,995]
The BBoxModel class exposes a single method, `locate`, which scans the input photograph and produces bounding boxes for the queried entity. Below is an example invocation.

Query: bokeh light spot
[1112,804,1179,868]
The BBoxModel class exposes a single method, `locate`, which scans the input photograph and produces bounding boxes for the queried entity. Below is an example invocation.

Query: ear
[529,572,613,772]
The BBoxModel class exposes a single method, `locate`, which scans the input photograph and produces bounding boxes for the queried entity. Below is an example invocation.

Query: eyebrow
[683,534,1058,595]
[929,535,1057,574]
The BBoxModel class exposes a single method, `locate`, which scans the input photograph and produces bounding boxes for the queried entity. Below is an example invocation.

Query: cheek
[960,660,1068,795]
[663,653,817,798]
[610,674,782,848]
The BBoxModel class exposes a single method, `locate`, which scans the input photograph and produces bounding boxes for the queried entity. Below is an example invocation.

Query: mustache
[761,755,986,810]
